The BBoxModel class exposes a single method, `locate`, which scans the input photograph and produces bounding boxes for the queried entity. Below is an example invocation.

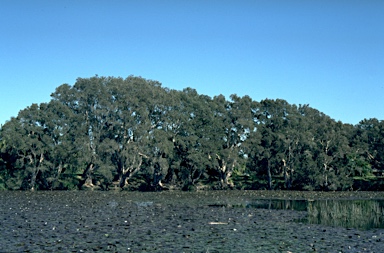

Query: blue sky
[1,0,383,126]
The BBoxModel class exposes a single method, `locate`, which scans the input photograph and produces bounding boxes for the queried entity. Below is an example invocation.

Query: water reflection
[306,199,384,230]
[246,199,384,230]
[245,199,307,211]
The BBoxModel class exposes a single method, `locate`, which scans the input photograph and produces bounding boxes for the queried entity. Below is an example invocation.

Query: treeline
[0,76,383,191]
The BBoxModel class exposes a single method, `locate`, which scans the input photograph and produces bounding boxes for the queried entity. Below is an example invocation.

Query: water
[2,191,383,252]
[245,199,384,230]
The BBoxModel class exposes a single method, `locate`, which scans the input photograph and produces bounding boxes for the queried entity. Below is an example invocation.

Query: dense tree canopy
[0,76,383,191]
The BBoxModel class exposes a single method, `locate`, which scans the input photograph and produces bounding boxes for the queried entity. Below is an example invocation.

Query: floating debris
[208,222,228,225]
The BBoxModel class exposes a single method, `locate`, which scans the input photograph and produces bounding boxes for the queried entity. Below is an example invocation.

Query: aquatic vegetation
[0,191,383,252]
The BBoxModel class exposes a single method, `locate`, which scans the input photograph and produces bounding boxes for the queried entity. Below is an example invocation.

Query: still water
[245,199,384,230]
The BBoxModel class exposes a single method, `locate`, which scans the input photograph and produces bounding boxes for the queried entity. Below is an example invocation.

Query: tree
[356,119,384,172]
[251,99,294,190]
[1,104,58,190]
[170,89,213,190]
[52,76,119,189]
[206,94,253,188]
[1,74,380,191]
[35,101,80,189]
[98,76,155,189]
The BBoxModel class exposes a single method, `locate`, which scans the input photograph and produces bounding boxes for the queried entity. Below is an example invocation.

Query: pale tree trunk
[282,159,289,189]
[49,163,63,190]
[216,154,235,189]
[152,162,163,190]
[118,169,128,189]
[219,159,227,187]
[119,155,143,189]
[223,168,234,188]
[267,167,272,190]
[282,158,293,189]
[29,152,44,191]
[83,163,95,187]
[188,166,203,186]
[323,163,328,187]
[321,140,333,189]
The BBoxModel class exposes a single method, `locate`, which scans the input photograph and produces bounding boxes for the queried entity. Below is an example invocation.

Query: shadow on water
[244,199,384,230]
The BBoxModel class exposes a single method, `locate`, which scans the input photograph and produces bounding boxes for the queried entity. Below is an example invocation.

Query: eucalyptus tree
[310,114,352,190]
[169,89,213,189]
[276,105,302,189]
[248,100,317,190]
[137,80,176,189]
[0,118,28,189]
[0,139,5,189]
[290,105,353,190]
[102,77,146,188]
[251,99,294,189]
[330,121,355,189]
[2,106,51,190]
[51,76,116,188]
[35,100,80,189]
[0,101,75,190]
[2,74,379,191]
[0,128,16,189]
[354,118,384,176]
[206,94,254,188]
[102,76,166,189]
[348,122,372,178]
[277,103,324,190]
[285,104,318,190]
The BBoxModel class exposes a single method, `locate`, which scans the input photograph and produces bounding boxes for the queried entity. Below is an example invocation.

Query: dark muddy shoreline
[1,190,383,252]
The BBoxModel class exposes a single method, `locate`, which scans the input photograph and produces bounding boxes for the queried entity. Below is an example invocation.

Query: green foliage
[0,75,383,191]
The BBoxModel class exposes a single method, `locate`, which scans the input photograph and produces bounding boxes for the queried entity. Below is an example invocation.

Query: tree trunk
[267,160,272,190]
[219,161,227,188]
[282,159,291,189]
[267,167,272,190]
[30,153,44,191]
[30,171,38,191]
[80,163,95,189]
[222,164,234,188]
[85,163,94,186]
[222,172,234,188]
[152,162,163,190]
[216,155,235,189]
[118,173,127,188]
[49,163,63,190]
[118,155,143,189]
[323,163,328,188]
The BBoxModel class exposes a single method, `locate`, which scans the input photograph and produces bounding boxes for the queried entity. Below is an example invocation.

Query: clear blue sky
[1,0,383,126]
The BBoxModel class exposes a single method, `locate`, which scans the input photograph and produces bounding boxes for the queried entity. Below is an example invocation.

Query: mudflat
[1,190,383,252]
